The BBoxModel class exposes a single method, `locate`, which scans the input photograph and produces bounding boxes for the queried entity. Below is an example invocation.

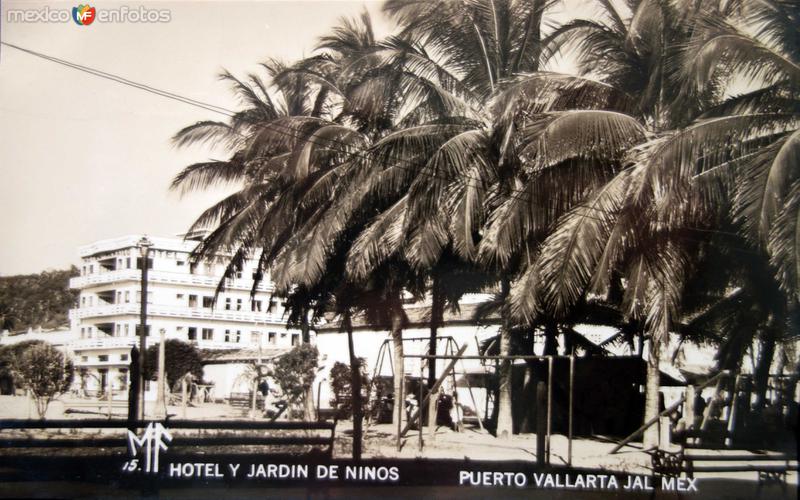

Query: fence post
[536,381,546,467]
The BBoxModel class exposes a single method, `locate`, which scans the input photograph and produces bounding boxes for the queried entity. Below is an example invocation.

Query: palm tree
[516,0,799,447]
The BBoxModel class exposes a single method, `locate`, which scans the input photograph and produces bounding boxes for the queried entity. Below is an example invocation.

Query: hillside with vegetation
[0,267,78,331]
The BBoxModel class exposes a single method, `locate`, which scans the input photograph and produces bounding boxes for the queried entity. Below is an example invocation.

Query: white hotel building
[68,234,302,397]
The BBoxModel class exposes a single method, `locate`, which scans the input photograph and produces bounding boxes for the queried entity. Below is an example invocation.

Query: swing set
[364,334,578,467]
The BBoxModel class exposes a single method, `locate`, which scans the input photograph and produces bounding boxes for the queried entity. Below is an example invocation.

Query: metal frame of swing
[364,336,477,430]
[401,352,577,467]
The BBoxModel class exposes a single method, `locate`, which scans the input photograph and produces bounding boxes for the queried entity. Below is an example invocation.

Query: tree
[0,267,79,331]
[512,0,799,447]
[271,344,319,418]
[142,339,204,390]
[329,359,369,418]
[0,340,45,393]
[15,343,73,419]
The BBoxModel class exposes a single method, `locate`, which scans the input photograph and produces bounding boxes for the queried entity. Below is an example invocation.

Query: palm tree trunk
[496,277,513,438]
[643,306,668,448]
[753,326,777,413]
[428,274,444,389]
[643,338,662,448]
[300,310,315,421]
[543,320,559,355]
[390,294,405,430]
[345,313,362,460]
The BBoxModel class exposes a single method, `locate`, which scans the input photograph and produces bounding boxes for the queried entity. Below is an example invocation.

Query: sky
[0,0,583,276]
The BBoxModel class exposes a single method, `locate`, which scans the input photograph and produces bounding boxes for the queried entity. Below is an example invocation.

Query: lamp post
[137,235,152,420]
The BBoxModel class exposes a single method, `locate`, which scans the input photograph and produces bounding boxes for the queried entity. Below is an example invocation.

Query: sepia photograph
[0,0,797,498]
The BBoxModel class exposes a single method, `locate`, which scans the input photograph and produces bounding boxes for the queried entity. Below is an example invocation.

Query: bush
[329,360,369,419]
[271,344,318,414]
[15,343,73,418]
[142,339,204,389]
[0,340,45,393]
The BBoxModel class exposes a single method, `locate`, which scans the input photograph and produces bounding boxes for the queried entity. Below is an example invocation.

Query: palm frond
[172,121,243,150]
[516,168,634,320]
[170,160,246,195]
[767,180,800,299]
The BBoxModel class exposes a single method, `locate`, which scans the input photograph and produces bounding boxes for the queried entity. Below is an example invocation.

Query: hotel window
[235,271,242,279]
[236,298,242,311]
[176,293,184,300]
[224,329,231,342]
[177,260,185,266]
[126,257,131,269]
[291,334,300,346]
[81,297,86,307]
[81,356,88,362]
[125,291,130,303]
[202,328,213,340]
[89,264,94,273]
[225,298,232,311]
[116,291,122,304]
[98,355,108,362]
[80,327,85,339]
[187,327,197,341]
[120,354,129,361]
[235,330,241,343]
[125,324,130,336]
[250,332,260,345]
[188,294,198,308]
[202,296,214,308]
[252,300,262,312]
[268,332,276,344]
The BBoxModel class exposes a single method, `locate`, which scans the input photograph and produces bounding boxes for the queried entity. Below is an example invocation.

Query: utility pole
[137,236,152,420]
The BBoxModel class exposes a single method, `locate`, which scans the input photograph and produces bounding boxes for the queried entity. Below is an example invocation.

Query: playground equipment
[402,351,577,467]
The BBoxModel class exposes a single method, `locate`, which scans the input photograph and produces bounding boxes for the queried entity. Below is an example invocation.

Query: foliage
[171,0,800,442]
[0,267,78,331]
[329,359,369,418]
[142,339,204,389]
[0,340,46,391]
[271,344,319,408]
[14,343,73,418]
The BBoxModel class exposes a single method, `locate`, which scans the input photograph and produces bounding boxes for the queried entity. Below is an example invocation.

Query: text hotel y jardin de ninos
[155,462,699,492]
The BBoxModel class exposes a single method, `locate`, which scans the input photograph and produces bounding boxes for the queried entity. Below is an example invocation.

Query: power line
[1,40,761,255]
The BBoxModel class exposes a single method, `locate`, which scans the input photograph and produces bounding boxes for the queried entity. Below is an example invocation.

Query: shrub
[329,360,369,419]
[271,344,319,414]
[15,343,73,418]
[142,339,204,389]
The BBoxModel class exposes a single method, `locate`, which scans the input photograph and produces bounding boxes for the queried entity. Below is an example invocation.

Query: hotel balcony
[70,337,137,351]
[69,303,284,323]
[70,269,274,292]
[70,336,261,352]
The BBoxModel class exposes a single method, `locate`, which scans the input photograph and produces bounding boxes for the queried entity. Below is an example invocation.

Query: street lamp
[137,235,152,420]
